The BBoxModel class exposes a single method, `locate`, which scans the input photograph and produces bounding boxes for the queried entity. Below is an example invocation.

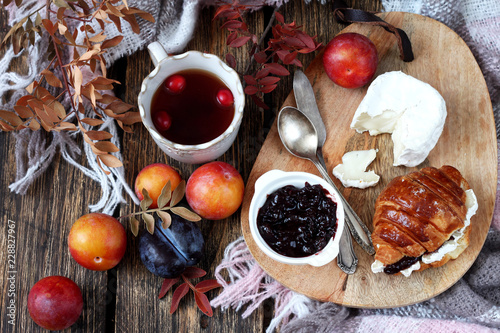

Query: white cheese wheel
[351,71,447,167]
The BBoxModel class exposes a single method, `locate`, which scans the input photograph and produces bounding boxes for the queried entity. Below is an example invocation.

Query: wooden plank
[0,133,110,332]
[113,1,383,331]
[0,9,109,333]
[113,5,269,333]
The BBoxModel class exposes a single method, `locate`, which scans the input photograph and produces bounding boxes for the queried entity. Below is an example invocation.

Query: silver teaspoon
[277,106,358,274]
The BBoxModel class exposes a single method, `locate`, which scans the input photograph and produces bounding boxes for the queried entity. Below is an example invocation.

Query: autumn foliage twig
[0,0,154,173]
[214,1,322,109]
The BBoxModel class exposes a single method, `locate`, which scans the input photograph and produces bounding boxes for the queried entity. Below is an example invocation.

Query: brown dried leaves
[0,84,76,132]
[215,2,322,109]
[0,0,155,172]
[159,267,221,317]
[124,181,201,237]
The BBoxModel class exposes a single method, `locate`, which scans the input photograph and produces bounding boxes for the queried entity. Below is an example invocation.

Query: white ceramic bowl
[249,169,345,267]
[138,42,245,164]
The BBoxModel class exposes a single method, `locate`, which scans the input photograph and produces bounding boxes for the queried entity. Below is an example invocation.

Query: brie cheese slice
[351,71,447,167]
[332,149,380,188]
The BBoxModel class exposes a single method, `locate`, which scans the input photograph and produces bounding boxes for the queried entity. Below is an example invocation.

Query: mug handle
[147,42,169,67]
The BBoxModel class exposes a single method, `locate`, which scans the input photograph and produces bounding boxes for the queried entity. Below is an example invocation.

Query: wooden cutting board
[240,12,497,308]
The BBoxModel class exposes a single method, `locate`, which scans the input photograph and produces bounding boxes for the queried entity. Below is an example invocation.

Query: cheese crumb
[332,149,380,189]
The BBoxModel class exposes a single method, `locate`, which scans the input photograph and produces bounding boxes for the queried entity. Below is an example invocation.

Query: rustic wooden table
[0,1,381,331]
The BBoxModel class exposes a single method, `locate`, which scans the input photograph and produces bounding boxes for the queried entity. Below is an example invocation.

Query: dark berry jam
[384,255,422,275]
[256,182,338,258]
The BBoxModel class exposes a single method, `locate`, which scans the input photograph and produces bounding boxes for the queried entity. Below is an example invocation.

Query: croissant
[371,165,477,276]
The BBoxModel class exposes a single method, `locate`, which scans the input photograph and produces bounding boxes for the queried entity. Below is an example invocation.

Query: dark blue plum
[138,211,204,278]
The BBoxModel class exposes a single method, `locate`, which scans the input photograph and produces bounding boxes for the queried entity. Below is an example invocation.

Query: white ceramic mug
[249,169,345,267]
[137,42,245,164]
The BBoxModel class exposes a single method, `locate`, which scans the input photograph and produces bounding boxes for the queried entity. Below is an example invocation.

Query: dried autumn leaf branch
[214,1,322,109]
[0,0,154,173]
[159,267,222,317]
[119,180,202,236]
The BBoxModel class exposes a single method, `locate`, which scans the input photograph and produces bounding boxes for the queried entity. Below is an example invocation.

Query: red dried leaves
[215,2,322,108]
[170,283,190,314]
[159,277,180,299]
[158,267,221,317]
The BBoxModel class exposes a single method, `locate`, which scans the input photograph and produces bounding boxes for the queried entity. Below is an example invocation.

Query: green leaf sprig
[121,180,201,236]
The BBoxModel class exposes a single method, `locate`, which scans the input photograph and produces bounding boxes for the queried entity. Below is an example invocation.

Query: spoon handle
[313,150,375,256]
[337,226,358,274]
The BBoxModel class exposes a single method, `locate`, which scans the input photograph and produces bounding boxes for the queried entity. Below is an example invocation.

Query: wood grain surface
[241,12,497,308]
[0,1,384,332]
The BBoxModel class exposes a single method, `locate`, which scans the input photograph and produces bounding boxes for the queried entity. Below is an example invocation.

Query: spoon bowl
[277,106,319,160]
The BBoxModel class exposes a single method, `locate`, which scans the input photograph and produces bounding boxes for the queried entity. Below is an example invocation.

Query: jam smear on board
[257,182,338,258]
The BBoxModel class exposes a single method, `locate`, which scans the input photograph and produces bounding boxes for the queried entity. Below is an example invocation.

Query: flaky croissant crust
[372,165,470,267]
